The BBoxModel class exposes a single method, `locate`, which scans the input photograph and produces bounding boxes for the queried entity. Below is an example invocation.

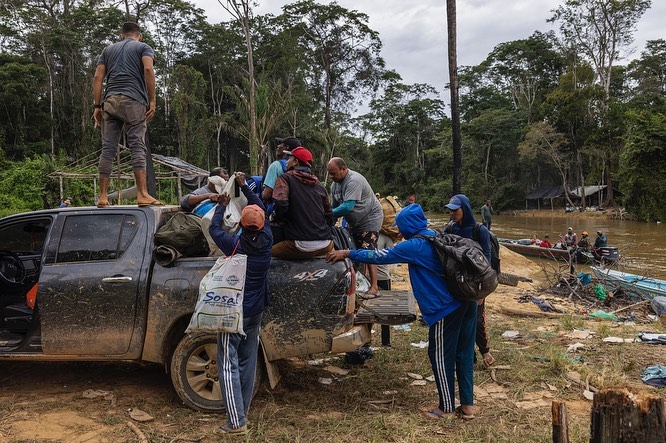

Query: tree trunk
[551,400,570,443]
[244,13,258,175]
[446,0,462,194]
[590,388,665,443]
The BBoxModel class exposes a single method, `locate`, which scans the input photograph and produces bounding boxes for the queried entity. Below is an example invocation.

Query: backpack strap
[473,222,482,243]
[279,158,288,172]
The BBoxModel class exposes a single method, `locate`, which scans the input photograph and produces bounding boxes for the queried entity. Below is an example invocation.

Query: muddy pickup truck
[0,205,415,411]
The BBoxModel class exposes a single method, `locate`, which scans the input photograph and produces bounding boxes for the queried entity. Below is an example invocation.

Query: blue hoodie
[349,204,461,326]
[446,194,492,262]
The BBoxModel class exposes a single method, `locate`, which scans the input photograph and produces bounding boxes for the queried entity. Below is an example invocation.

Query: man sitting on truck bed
[208,172,272,436]
[180,167,229,215]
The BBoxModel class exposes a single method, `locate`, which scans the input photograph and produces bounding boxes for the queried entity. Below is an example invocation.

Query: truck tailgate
[354,290,416,325]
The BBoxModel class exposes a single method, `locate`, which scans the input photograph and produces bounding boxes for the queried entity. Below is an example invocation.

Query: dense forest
[0,0,664,221]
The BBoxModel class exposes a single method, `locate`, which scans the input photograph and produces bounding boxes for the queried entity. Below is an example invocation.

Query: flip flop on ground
[421,407,453,420]
[358,291,381,300]
[455,406,475,420]
[212,424,248,436]
[138,200,164,207]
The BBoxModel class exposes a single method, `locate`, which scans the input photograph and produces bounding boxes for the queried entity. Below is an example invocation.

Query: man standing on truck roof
[326,204,477,420]
[208,172,272,436]
[93,22,161,208]
[271,147,334,258]
[179,167,229,215]
[327,157,383,298]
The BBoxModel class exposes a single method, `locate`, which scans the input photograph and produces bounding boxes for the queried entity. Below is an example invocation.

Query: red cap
[241,204,265,231]
[409,196,415,202]
[284,147,313,166]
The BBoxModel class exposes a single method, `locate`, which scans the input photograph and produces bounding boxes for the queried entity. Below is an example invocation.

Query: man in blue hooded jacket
[326,204,476,420]
[445,194,496,367]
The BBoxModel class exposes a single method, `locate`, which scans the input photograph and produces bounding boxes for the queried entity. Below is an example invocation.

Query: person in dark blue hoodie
[326,204,477,420]
[445,194,496,367]
[209,172,272,436]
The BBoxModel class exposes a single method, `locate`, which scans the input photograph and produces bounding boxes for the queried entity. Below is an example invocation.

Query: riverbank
[499,208,634,220]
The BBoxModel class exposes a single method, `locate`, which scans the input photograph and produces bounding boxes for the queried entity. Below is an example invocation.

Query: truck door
[38,210,148,355]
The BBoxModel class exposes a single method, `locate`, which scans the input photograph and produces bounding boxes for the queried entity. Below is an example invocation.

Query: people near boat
[530,234,541,246]
[577,231,590,252]
[594,230,607,248]
[563,227,577,249]
[540,235,553,248]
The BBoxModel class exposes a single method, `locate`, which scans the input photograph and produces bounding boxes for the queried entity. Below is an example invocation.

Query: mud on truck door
[38,210,149,355]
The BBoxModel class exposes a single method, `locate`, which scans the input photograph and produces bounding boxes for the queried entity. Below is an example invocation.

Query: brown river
[427,212,666,279]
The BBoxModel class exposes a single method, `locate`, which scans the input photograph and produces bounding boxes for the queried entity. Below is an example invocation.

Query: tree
[281,0,386,144]
[446,0,462,194]
[172,64,209,166]
[519,121,577,207]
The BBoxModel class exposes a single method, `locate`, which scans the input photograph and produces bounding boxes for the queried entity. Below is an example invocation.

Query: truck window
[56,215,138,263]
[0,219,51,253]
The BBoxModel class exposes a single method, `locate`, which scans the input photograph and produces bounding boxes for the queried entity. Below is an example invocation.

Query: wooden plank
[552,400,570,443]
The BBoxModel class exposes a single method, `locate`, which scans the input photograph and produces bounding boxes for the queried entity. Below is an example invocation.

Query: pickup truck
[0,205,415,411]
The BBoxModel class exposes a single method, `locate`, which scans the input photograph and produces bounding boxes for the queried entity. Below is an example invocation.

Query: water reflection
[427,212,666,279]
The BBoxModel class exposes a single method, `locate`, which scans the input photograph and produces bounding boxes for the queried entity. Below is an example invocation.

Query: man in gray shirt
[93,22,159,208]
[327,157,383,297]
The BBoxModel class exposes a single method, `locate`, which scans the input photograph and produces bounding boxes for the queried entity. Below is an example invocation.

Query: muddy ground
[0,248,664,442]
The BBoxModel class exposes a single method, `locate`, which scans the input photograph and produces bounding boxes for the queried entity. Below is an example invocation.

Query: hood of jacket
[288,167,319,187]
[454,193,477,228]
[395,204,431,239]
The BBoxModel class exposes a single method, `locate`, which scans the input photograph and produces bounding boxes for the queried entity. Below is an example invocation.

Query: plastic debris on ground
[517,295,563,313]
[567,328,594,340]
[501,330,520,339]
[588,310,618,321]
[594,284,607,301]
[640,365,666,387]
[393,324,411,331]
[602,337,635,343]
[407,372,423,380]
[318,377,333,385]
[425,375,436,382]
[577,273,591,285]
[567,342,585,353]
[637,333,666,344]
[410,340,428,349]
[382,390,398,395]
[651,296,666,316]
[410,380,427,386]
[129,409,154,422]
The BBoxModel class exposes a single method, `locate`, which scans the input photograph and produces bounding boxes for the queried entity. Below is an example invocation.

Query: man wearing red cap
[208,172,272,436]
[272,147,334,258]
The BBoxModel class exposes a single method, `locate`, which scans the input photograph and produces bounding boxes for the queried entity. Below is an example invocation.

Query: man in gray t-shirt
[327,157,383,297]
[93,22,159,208]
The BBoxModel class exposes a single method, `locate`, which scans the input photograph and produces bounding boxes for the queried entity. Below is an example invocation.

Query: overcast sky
[192,0,665,97]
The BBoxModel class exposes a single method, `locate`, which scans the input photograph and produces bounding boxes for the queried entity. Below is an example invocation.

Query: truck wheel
[170,332,263,412]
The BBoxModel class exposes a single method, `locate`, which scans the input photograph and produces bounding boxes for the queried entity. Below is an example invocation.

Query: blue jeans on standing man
[217,313,262,430]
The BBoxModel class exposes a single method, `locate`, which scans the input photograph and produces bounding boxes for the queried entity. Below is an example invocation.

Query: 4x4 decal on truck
[293,269,328,282]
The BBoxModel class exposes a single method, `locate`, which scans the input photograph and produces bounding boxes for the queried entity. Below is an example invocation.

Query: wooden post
[552,400,570,443]
[590,388,665,443]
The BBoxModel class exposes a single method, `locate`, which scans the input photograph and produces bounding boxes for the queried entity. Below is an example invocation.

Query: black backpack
[415,230,498,301]
[445,221,501,274]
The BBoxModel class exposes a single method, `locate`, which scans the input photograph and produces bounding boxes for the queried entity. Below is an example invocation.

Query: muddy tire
[170,332,263,412]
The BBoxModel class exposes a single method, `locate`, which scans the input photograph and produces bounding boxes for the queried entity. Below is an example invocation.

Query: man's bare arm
[142,55,156,120]
[92,64,106,126]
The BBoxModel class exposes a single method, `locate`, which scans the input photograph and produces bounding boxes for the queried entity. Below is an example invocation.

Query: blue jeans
[428,301,477,412]
[217,313,262,429]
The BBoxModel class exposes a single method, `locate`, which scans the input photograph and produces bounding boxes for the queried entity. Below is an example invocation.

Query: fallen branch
[499,305,565,319]
[127,421,148,443]
[610,299,650,315]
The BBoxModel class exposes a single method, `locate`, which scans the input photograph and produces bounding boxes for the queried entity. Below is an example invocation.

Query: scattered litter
[318,377,333,385]
[407,372,423,380]
[382,390,398,395]
[622,321,637,327]
[484,383,508,399]
[650,296,666,316]
[541,382,558,392]
[410,380,427,386]
[640,365,666,387]
[307,357,333,366]
[501,330,520,339]
[602,337,635,343]
[647,314,659,322]
[567,342,585,353]
[129,409,154,422]
[392,324,411,331]
[588,310,618,321]
[323,365,350,376]
[594,284,607,301]
[637,333,666,344]
[568,329,594,340]
[425,375,436,382]
[410,340,428,349]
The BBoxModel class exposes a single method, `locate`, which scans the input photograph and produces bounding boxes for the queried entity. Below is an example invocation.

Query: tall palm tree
[446,0,462,194]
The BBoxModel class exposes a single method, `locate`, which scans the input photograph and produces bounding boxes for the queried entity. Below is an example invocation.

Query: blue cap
[445,195,462,210]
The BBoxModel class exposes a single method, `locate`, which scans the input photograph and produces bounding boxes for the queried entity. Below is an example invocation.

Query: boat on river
[590,267,666,299]
[499,238,619,265]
